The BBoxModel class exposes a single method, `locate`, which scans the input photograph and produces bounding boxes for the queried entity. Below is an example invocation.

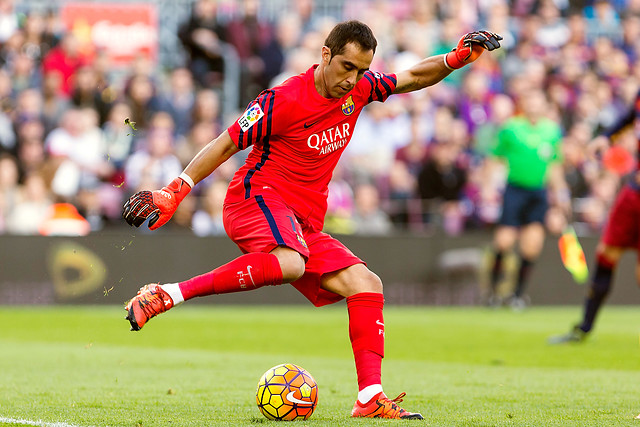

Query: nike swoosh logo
[286,391,314,405]
[303,120,320,129]
[376,320,384,326]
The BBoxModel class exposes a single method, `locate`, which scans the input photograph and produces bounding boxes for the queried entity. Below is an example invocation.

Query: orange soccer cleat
[125,284,174,331]
[351,392,424,420]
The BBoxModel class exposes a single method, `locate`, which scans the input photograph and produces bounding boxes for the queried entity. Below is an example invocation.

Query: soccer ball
[256,363,318,420]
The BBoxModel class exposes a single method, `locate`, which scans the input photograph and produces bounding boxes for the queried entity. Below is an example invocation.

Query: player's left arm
[393,31,502,94]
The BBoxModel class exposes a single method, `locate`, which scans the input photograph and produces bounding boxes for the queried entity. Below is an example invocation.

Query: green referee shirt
[492,116,563,189]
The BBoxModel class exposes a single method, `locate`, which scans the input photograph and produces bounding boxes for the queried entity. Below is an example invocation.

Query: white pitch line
[0,417,97,427]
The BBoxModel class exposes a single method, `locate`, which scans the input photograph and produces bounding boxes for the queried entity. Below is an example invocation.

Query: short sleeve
[359,71,397,104]
[227,89,279,150]
[492,126,509,157]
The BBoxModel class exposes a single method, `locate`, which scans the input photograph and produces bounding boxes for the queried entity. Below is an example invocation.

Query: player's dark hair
[324,20,377,59]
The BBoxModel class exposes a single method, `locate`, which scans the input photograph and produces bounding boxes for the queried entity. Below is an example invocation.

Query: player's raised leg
[125,192,309,331]
[124,250,293,331]
[321,264,423,419]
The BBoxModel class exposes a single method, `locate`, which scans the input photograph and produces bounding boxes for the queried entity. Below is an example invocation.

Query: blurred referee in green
[485,89,569,310]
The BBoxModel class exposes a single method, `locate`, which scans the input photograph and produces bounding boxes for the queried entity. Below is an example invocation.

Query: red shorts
[223,190,363,306]
[602,185,640,251]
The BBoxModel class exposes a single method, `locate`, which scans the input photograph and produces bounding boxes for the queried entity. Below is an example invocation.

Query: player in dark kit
[123,21,501,418]
[550,89,640,344]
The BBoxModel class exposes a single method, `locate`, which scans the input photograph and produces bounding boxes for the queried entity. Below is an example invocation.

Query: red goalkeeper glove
[123,175,193,230]
[444,31,502,70]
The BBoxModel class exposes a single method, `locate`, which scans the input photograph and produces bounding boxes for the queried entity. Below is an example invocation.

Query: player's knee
[278,253,306,282]
[355,269,383,294]
[494,227,516,251]
[270,246,306,282]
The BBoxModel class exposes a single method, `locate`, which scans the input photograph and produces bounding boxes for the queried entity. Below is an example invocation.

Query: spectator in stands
[123,73,160,132]
[268,46,315,87]
[389,108,433,228]
[102,102,134,173]
[178,0,226,89]
[0,153,19,232]
[157,67,196,139]
[40,70,70,135]
[584,0,623,45]
[8,49,41,93]
[223,0,274,106]
[292,0,318,35]
[395,111,430,177]
[5,171,51,235]
[41,32,91,97]
[259,13,302,88]
[45,107,112,200]
[14,88,44,124]
[124,111,182,192]
[325,164,356,235]
[21,11,57,64]
[70,65,113,126]
[352,183,393,236]
[15,118,46,181]
[620,13,640,61]
[535,0,570,51]
[191,88,222,134]
[0,107,15,155]
[418,135,468,235]
[191,179,227,236]
[457,68,494,135]
[175,121,218,170]
[386,159,418,229]
[473,93,515,159]
[0,0,18,44]
[560,121,595,201]
[345,100,411,184]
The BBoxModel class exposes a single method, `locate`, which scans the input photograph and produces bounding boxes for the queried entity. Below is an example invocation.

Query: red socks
[178,252,283,299]
[179,260,383,393]
[347,292,385,391]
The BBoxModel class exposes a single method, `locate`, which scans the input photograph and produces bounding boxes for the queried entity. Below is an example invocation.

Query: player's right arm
[123,130,239,230]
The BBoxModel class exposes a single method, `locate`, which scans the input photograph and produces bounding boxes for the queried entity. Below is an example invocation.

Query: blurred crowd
[0,0,638,236]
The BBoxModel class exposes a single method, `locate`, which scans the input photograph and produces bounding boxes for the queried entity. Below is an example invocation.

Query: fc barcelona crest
[341,95,355,116]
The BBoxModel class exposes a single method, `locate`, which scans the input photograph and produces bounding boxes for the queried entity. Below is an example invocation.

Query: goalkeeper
[123,21,501,419]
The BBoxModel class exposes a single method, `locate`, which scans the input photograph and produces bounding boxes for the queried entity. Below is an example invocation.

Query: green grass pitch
[1,305,640,426]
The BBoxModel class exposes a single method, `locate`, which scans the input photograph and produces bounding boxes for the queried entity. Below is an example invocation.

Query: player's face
[320,43,373,98]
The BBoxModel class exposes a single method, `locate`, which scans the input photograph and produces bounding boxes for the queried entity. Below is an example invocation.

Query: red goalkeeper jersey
[226,64,397,232]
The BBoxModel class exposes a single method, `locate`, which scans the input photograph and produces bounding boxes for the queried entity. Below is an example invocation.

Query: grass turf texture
[1,305,639,426]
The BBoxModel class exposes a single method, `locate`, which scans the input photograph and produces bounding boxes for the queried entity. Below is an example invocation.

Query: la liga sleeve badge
[238,103,265,131]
